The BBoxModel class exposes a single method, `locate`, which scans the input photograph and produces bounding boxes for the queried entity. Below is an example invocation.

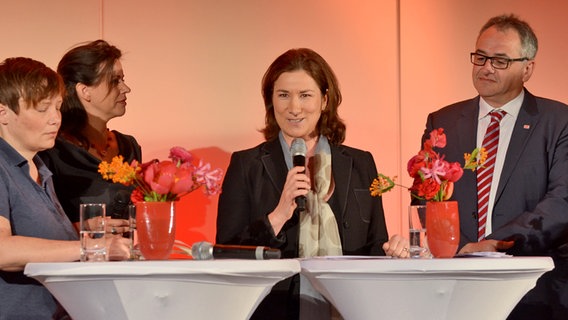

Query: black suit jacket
[423,89,568,259]
[216,138,388,257]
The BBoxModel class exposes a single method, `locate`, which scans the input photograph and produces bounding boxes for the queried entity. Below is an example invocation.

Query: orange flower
[97,156,137,185]
[464,147,488,171]
[370,174,397,197]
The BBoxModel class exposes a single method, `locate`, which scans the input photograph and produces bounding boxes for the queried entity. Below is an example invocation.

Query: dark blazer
[216,138,389,257]
[422,89,568,258]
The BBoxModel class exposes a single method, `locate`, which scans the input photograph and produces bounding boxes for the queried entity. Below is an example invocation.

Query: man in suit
[422,14,568,319]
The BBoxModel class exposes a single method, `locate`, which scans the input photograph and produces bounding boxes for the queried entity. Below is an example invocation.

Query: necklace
[89,129,113,158]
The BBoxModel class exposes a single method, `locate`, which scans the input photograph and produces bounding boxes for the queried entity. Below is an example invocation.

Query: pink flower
[420,158,448,185]
[169,146,193,165]
[170,165,195,195]
[144,161,177,195]
[194,161,224,195]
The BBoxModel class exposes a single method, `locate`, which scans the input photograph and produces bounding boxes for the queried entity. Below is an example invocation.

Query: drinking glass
[408,205,431,258]
[128,204,143,260]
[80,203,107,262]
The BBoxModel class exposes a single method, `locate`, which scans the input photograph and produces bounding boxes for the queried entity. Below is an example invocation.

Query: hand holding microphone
[290,138,307,212]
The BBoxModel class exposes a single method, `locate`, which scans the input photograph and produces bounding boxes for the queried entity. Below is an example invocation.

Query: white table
[300,256,554,320]
[25,259,300,320]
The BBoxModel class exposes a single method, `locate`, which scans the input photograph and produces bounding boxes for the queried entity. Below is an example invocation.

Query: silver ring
[111,227,118,235]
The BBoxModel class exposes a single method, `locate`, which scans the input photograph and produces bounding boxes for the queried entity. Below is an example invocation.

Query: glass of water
[79,203,107,262]
[408,205,431,258]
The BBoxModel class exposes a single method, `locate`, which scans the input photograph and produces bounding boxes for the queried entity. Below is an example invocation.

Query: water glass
[128,204,143,260]
[408,205,431,258]
[80,203,107,262]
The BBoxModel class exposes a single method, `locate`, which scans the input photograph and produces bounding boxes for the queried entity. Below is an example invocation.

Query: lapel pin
[523,124,530,129]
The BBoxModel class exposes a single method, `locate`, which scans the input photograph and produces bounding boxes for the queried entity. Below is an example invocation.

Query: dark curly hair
[260,48,346,145]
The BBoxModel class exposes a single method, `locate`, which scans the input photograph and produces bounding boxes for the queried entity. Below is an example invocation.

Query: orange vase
[425,201,460,258]
[135,201,176,260]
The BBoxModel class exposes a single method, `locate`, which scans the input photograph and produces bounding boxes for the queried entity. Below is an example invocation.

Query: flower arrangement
[370,128,485,201]
[98,146,223,202]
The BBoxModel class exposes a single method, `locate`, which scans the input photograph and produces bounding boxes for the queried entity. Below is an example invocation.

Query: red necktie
[477,109,506,241]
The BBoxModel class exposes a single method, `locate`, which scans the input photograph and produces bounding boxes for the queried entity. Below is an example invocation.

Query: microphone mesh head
[191,241,214,260]
[290,138,307,156]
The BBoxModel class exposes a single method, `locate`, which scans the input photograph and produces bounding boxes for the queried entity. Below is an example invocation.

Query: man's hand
[458,239,514,254]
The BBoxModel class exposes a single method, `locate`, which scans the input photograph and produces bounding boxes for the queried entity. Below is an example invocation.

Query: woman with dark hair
[40,40,142,226]
[216,48,404,319]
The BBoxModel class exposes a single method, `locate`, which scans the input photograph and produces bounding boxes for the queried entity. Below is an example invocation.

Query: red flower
[407,151,427,178]
[444,162,464,182]
[428,128,447,148]
[415,178,441,200]
[130,188,145,203]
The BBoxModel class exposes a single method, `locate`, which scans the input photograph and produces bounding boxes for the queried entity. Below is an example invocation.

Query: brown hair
[260,48,346,145]
[0,57,64,113]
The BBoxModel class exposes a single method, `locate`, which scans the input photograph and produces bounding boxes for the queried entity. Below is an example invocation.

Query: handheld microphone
[110,190,131,219]
[290,138,307,211]
[191,241,282,260]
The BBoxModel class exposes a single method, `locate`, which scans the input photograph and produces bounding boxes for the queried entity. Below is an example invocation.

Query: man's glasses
[470,53,529,70]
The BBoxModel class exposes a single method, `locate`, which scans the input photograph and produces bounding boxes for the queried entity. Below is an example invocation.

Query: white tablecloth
[300,256,554,320]
[25,259,300,320]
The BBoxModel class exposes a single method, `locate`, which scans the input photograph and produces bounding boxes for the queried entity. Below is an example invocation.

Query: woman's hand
[105,218,130,236]
[268,166,311,235]
[107,236,131,260]
[104,218,131,260]
[382,234,410,258]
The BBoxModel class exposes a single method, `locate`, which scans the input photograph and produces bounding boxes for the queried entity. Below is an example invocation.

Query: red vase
[135,201,176,260]
[425,201,460,258]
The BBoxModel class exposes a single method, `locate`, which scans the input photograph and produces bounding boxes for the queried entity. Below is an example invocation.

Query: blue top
[0,138,78,319]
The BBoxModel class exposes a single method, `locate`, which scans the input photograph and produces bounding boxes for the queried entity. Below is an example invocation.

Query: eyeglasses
[470,53,529,70]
